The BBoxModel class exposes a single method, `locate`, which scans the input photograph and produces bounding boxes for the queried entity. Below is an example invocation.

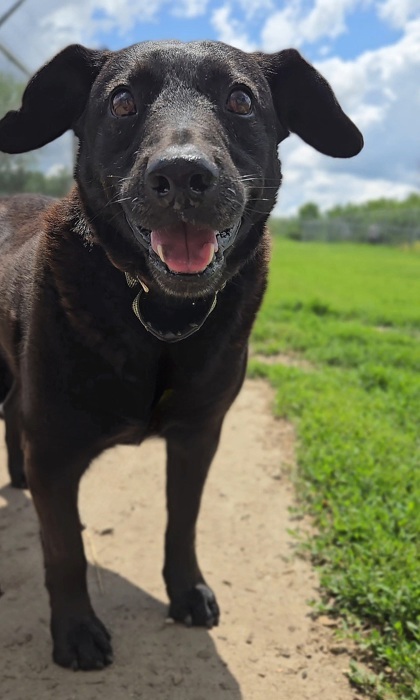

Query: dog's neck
[124,272,222,343]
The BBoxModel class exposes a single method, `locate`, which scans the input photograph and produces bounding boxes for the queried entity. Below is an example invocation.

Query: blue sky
[94,3,404,61]
[1,0,419,214]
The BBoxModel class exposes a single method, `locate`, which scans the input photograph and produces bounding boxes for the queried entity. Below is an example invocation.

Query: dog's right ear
[0,44,110,154]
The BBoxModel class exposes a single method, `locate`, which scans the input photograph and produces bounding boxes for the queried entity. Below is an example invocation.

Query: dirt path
[0,380,358,700]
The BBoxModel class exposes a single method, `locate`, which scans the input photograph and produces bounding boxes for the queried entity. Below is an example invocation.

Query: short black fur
[0,39,362,670]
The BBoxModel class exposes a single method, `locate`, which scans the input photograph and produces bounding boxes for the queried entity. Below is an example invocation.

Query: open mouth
[124,218,241,342]
[131,220,241,276]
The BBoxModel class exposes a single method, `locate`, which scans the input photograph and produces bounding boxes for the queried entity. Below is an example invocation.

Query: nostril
[146,153,219,204]
[189,171,215,195]
[148,173,172,197]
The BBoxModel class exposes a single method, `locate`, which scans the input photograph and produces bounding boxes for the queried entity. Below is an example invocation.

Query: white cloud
[172,0,210,19]
[276,165,415,215]
[211,6,256,51]
[234,0,274,17]
[261,8,420,212]
[214,0,404,57]
[261,6,298,50]
[378,0,420,28]
[261,0,369,52]
[302,0,366,42]
[315,19,420,185]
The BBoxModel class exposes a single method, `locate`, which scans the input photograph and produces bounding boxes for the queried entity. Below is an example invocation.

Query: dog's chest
[80,335,232,446]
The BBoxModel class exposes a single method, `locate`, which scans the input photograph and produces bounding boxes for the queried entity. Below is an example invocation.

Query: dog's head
[0,41,362,303]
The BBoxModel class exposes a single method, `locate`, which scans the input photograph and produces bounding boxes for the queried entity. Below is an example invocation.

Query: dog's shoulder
[0,193,56,249]
[0,192,55,223]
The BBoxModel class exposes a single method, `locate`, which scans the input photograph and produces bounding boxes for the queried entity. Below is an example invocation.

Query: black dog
[0,40,363,670]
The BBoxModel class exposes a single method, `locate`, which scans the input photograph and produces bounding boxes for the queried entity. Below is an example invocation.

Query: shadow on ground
[0,484,242,700]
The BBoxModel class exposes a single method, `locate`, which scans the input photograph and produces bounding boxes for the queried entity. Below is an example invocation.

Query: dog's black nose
[145,150,219,208]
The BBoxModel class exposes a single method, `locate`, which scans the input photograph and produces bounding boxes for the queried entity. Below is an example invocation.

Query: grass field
[250,237,420,699]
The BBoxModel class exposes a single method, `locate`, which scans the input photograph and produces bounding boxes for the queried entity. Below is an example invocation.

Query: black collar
[125,273,221,343]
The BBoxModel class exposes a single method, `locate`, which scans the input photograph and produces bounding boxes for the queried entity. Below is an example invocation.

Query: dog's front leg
[163,419,222,629]
[25,442,112,670]
[3,383,26,489]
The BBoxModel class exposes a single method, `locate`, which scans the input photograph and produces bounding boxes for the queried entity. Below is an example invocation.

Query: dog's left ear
[0,44,110,154]
[253,49,363,157]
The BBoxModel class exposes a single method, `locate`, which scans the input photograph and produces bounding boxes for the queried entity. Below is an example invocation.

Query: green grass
[250,238,420,699]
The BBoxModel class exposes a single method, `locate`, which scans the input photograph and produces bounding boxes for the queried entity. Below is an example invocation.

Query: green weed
[250,238,420,699]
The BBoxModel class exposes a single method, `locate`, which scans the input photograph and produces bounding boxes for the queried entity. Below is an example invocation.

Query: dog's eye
[226,89,252,115]
[111,89,137,117]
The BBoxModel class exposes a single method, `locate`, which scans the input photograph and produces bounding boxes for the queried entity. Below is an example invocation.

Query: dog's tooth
[206,243,216,266]
[140,279,149,293]
[157,244,165,263]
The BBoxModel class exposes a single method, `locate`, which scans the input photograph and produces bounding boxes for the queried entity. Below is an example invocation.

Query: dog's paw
[52,614,113,670]
[169,583,220,629]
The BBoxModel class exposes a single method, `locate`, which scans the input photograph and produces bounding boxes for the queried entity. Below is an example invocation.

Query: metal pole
[0,0,28,29]
[0,42,30,76]
[0,0,30,77]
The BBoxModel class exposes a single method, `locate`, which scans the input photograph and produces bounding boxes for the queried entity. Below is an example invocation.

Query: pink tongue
[150,223,218,274]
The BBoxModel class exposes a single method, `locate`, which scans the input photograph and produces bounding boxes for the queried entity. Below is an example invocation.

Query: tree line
[271,194,420,245]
